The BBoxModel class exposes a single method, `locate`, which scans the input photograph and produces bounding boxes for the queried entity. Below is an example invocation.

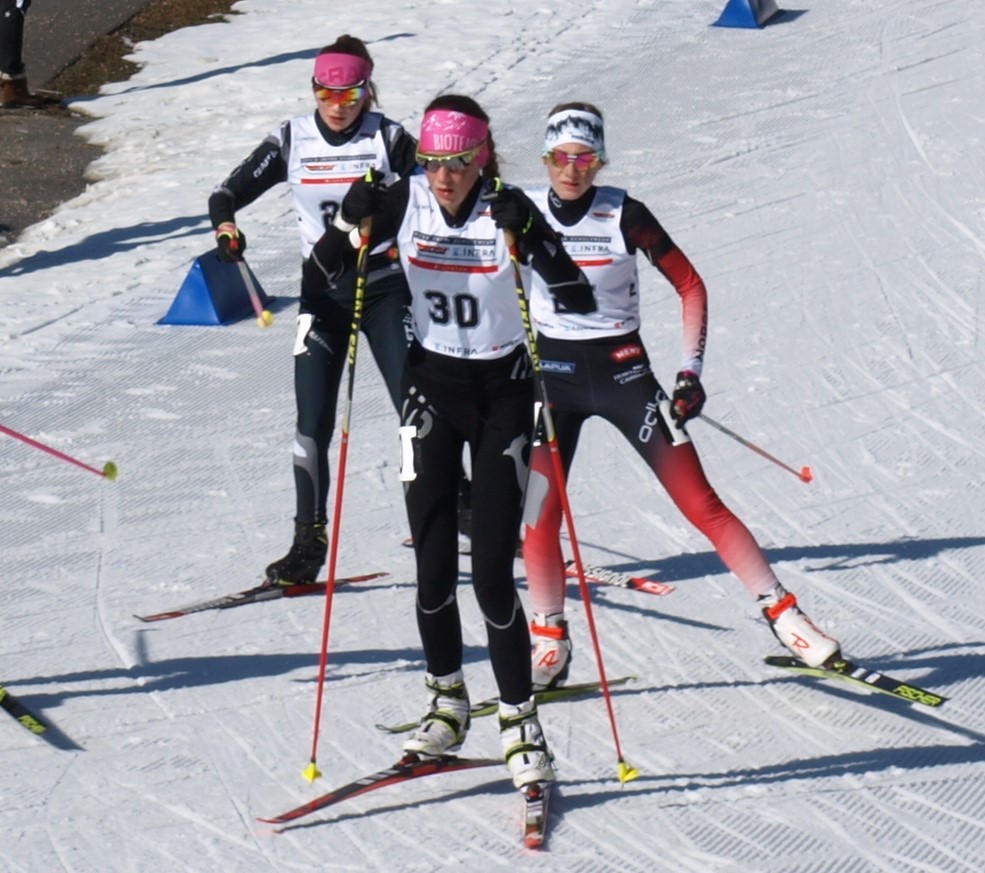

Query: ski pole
[236,260,273,329]
[0,423,118,480]
[303,215,372,784]
[698,414,813,483]
[501,211,637,784]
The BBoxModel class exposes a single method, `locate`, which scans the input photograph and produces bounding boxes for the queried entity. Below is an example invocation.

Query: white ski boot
[402,670,470,758]
[499,697,556,789]
[530,613,572,691]
[759,584,840,668]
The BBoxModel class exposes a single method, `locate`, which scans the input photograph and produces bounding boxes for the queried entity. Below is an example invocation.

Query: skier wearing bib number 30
[520,103,841,688]
[304,94,596,790]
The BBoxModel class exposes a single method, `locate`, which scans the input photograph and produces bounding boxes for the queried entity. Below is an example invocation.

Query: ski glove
[215,222,246,262]
[547,277,597,316]
[340,168,387,225]
[484,183,537,237]
[670,370,706,427]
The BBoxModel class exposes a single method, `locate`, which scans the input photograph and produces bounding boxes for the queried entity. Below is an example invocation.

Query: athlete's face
[544,143,601,201]
[314,85,369,132]
[425,158,483,216]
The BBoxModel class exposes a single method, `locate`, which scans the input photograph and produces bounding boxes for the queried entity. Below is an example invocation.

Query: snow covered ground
[2,0,984,869]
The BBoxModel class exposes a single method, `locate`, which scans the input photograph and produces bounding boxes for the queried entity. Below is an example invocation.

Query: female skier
[303,95,595,790]
[208,36,419,585]
[521,102,841,689]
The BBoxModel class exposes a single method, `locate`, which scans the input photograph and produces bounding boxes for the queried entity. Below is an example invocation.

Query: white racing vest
[277,111,398,257]
[527,186,640,339]
[396,176,525,360]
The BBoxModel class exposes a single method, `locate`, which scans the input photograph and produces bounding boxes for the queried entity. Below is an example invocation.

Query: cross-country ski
[0,684,49,738]
[374,675,639,734]
[765,655,948,707]
[258,755,501,827]
[134,572,389,622]
[522,782,552,848]
[563,561,675,596]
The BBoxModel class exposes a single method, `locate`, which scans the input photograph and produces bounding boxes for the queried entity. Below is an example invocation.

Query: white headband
[543,108,606,157]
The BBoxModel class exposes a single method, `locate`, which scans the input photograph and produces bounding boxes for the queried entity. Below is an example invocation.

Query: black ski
[522,782,552,848]
[765,655,947,707]
[135,571,389,622]
[258,754,501,826]
[374,674,639,734]
[0,684,50,737]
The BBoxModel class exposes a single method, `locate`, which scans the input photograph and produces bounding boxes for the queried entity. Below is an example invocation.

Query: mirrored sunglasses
[415,143,485,173]
[545,149,603,170]
[313,83,367,107]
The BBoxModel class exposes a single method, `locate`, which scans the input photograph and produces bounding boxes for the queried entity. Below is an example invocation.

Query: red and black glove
[670,370,706,427]
[215,222,246,262]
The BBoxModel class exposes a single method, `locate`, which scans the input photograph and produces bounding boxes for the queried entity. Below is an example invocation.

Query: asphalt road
[0,0,158,248]
[23,0,158,88]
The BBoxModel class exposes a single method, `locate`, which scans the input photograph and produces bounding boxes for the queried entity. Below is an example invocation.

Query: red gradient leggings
[523,332,779,616]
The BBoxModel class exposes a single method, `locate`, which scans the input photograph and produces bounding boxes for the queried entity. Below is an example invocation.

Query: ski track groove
[198,716,277,865]
[41,762,78,873]
[94,481,138,673]
[894,782,985,869]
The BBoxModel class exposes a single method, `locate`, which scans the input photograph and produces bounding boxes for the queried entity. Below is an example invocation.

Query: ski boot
[403,671,471,758]
[759,584,840,668]
[499,697,555,789]
[264,521,328,586]
[530,613,572,691]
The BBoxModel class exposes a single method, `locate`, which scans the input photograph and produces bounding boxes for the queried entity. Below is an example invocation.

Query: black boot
[265,521,328,586]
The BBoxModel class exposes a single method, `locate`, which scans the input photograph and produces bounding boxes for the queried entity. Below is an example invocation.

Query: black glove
[215,222,246,262]
[670,370,706,427]
[483,182,536,236]
[549,277,597,315]
[340,168,387,224]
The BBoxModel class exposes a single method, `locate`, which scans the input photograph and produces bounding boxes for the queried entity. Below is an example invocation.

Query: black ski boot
[265,521,328,586]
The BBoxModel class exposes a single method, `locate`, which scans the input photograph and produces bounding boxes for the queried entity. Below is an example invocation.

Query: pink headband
[419,109,490,164]
[313,53,372,88]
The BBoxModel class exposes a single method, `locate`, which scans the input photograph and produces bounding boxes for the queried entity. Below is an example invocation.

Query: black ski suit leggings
[292,288,409,524]
[400,342,535,706]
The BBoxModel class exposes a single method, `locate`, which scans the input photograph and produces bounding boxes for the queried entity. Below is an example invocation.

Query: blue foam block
[714,0,780,28]
[158,252,272,326]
